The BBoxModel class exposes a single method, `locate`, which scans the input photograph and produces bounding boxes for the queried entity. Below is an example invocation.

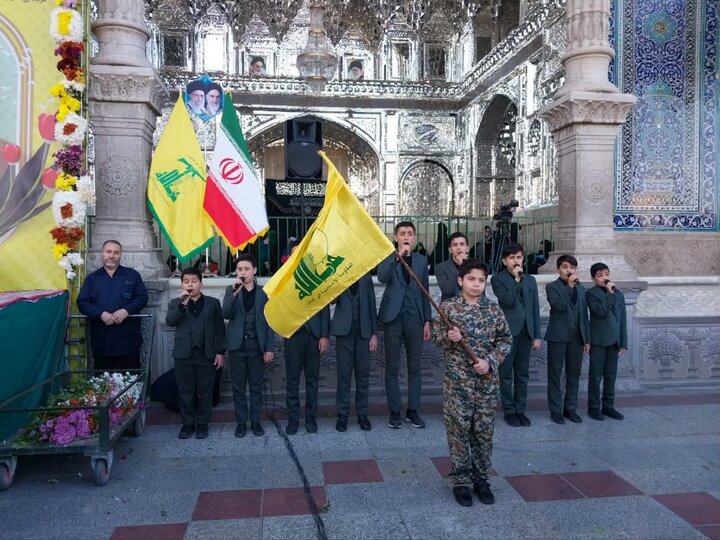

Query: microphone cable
[261,374,328,540]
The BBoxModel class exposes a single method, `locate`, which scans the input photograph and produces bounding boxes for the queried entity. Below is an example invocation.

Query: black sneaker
[563,410,583,423]
[388,411,402,429]
[234,424,247,437]
[195,424,209,439]
[551,412,565,425]
[517,413,531,427]
[405,409,426,429]
[251,422,264,436]
[336,414,348,433]
[474,480,495,505]
[602,407,624,420]
[588,409,604,421]
[453,486,473,507]
[286,420,299,435]
[178,425,195,439]
[358,415,372,431]
[504,413,521,427]
[306,416,318,433]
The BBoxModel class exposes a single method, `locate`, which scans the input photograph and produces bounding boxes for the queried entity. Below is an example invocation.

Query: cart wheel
[92,458,111,486]
[133,410,146,437]
[0,463,14,491]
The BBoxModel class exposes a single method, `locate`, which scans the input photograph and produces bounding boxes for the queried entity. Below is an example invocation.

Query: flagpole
[395,255,493,381]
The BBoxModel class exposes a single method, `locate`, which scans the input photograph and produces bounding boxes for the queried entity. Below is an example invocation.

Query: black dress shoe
[286,420,299,435]
[251,422,264,436]
[358,415,372,431]
[405,409,426,429]
[388,411,402,429]
[195,424,209,439]
[551,413,565,425]
[336,414,348,433]
[504,413,521,427]
[178,425,195,439]
[517,413,531,427]
[453,486,473,507]
[234,424,247,437]
[602,407,624,420]
[588,409,604,421]
[473,480,495,505]
[563,410,583,423]
[306,416,318,433]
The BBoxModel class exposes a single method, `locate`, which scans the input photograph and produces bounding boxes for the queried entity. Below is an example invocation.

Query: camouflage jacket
[433,295,512,384]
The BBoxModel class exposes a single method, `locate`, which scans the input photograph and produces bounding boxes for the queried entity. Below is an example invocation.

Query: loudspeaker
[285,118,323,180]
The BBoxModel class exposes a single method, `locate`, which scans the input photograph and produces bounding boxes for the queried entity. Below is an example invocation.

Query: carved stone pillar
[539,0,637,279]
[88,0,167,280]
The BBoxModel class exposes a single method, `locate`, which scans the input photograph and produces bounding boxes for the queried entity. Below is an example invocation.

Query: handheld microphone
[515,264,524,278]
[604,279,616,293]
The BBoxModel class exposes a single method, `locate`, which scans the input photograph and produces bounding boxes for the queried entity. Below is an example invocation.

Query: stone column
[88,0,167,280]
[539,0,637,279]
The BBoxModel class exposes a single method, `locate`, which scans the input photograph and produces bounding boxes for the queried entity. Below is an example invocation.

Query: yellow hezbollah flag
[264,151,394,337]
[147,96,214,260]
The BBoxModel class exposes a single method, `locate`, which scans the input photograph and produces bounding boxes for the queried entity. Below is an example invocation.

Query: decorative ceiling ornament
[182,0,212,24]
[296,0,338,92]
[252,0,305,41]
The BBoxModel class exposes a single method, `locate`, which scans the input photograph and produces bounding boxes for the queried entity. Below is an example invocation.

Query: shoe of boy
[178,425,195,439]
[251,422,264,436]
[286,420,299,435]
[563,410,583,423]
[550,412,565,425]
[602,407,624,420]
[504,413,521,427]
[405,409,426,429]
[195,424,209,439]
[453,486,473,507]
[358,415,372,431]
[336,414,348,433]
[388,411,402,429]
[306,416,318,433]
[588,409,604,421]
[234,424,247,437]
[517,412,531,427]
[474,480,495,505]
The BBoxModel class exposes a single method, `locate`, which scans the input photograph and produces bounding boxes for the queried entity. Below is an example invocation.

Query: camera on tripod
[489,199,520,274]
[493,199,519,225]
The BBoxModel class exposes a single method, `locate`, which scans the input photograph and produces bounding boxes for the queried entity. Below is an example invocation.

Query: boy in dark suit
[166,268,225,439]
[435,232,469,301]
[284,241,330,435]
[377,221,432,429]
[490,243,542,427]
[544,254,590,425]
[223,254,275,438]
[586,263,627,421]
[331,272,378,432]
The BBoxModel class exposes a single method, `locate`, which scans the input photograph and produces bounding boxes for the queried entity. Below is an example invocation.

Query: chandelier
[296,0,338,92]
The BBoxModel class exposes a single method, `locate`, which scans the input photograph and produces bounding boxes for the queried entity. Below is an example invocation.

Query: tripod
[489,220,512,274]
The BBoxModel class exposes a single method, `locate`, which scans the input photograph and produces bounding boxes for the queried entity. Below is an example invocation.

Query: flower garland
[48,0,94,280]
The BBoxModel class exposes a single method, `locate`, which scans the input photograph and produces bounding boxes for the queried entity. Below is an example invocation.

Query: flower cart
[0,314,154,489]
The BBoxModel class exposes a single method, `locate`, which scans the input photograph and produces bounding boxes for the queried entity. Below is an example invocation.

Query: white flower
[64,79,85,94]
[58,251,83,280]
[77,175,95,204]
[52,190,86,227]
[55,113,87,146]
[50,8,83,43]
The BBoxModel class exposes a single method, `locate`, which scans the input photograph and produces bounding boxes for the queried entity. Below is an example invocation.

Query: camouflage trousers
[443,379,498,487]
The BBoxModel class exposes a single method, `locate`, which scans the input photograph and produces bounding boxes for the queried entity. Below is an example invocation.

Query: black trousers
[175,348,215,427]
[335,330,370,417]
[588,344,619,410]
[228,342,264,424]
[383,311,424,413]
[546,335,584,414]
[499,328,532,414]
[284,327,320,422]
[93,351,140,371]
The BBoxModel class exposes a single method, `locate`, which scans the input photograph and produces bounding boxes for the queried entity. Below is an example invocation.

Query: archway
[398,159,454,216]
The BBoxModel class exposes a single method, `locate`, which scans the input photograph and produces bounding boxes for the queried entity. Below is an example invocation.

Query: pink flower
[1,144,21,165]
[38,113,57,142]
[42,168,59,189]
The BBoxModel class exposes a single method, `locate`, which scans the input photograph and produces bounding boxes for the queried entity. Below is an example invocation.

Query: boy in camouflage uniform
[433,259,512,507]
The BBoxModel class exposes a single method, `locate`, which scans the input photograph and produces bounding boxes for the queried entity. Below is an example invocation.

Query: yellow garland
[56,172,78,191]
[57,11,73,35]
[54,0,65,4]
[52,243,70,260]
[57,95,81,121]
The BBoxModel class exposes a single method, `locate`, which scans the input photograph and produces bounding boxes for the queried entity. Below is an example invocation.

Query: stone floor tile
[192,489,263,521]
[653,492,720,526]
[109,523,187,540]
[261,486,327,517]
[696,524,720,540]
[322,459,383,484]
[560,470,644,498]
[183,518,262,540]
[505,473,584,502]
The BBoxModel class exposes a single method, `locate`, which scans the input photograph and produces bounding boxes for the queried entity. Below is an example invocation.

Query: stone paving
[1,389,719,540]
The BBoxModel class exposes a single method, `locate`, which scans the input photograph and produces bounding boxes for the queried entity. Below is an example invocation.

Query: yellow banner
[147,96,215,260]
[264,151,394,337]
[0,1,68,291]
